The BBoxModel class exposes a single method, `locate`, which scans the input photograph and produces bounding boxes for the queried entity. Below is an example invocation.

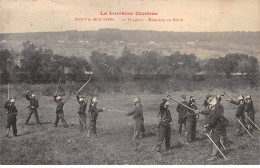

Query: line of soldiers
[153,93,257,161]
[3,91,105,138]
[3,90,257,161]
[227,95,256,135]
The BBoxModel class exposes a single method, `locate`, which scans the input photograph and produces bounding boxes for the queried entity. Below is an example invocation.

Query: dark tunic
[54,96,64,114]
[176,101,188,124]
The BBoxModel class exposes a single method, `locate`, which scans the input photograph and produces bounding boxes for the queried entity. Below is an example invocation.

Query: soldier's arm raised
[76,95,80,104]
[54,95,58,103]
[25,91,31,101]
[3,100,10,110]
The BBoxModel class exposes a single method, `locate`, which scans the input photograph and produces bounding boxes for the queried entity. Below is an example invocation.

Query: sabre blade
[77,78,92,94]
[55,76,61,95]
[237,119,254,138]
[246,116,260,131]
[7,83,9,99]
[106,109,126,113]
[206,133,228,160]
[169,97,197,112]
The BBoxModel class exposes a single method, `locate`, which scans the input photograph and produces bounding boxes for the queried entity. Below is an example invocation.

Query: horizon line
[1,28,260,35]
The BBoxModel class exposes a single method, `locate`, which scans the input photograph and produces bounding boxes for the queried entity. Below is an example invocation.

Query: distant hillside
[0,29,259,60]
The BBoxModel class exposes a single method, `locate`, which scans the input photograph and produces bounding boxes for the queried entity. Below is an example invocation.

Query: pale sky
[0,0,259,33]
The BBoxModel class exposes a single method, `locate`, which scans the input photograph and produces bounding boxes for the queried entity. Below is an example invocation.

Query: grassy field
[0,86,259,165]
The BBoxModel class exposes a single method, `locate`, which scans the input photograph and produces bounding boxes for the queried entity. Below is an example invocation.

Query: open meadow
[0,85,259,165]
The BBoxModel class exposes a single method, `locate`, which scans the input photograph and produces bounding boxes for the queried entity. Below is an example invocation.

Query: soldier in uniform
[176,95,188,135]
[154,101,173,152]
[244,95,256,132]
[4,97,18,137]
[227,95,246,136]
[87,97,105,138]
[53,95,69,128]
[217,95,230,148]
[201,96,230,148]
[76,94,88,132]
[24,91,40,125]
[125,97,145,140]
[184,96,198,144]
[200,97,225,161]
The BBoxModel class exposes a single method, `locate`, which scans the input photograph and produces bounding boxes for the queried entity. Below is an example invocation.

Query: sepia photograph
[0,0,259,165]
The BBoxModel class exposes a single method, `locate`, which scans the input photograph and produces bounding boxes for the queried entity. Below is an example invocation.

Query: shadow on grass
[172,141,185,149]
[39,121,53,125]
[143,132,156,138]
[17,131,32,137]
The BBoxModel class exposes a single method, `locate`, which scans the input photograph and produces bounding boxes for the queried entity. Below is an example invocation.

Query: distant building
[1,40,7,44]
[58,40,65,43]
[84,71,94,75]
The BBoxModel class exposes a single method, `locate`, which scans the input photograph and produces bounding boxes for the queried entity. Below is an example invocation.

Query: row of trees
[90,47,259,84]
[0,41,259,86]
[90,49,202,81]
[0,41,90,83]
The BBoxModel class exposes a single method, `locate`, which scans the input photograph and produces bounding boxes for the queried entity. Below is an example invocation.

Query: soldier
[87,97,105,138]
[76,94,88,132]
[244,95,256,132]
[176,95,188,135]
[227,95,246,136]
[125,97,145,140]
[24,91,40,125]
[184,96,198,144]
[201,96,230,148]
[154,101,173,152]
[217,95,230,148]
[53,95,69,128]
[4,97,18,137]
[200,97,224,161]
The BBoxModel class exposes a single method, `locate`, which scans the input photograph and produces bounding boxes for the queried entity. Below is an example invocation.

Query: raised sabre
[169,97,198,113]
[220,140,226,151]
[106,109,127,113]
[221,89,236,100]
[55,76,62,95]
[7,83,9,99]
[76,78,92,94]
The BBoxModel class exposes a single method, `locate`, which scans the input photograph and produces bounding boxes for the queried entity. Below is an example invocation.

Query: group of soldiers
[4,91,106,138]
[3,88,257,161]
[153,92,257,161]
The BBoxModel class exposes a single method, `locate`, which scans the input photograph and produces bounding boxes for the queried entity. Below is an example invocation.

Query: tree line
[0,41,259,86]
